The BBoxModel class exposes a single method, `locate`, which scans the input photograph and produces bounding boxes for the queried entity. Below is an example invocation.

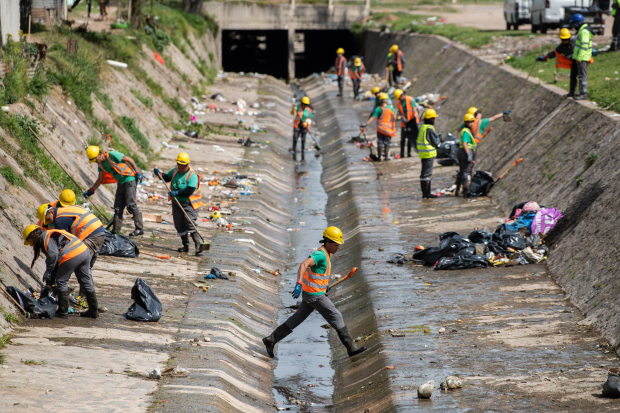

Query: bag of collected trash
[522,247,544,263]
[506,211,536,233]
[100,230,140,258]
[412,246,442,266]
[440,234,474,257]
[466,171,494,197]
[494,225,527,250]
[439,232,460,250]
[454,247,476,257]
[207,267,229,280]
[602,368,620,398]
[434,255,490,270]
[387,253,412,264]
[124,278,162,322]
[531,208,563,235]
[468,230,492,244]
[6,286,57,319]
[184,130,198,138]
[525,234,540,248]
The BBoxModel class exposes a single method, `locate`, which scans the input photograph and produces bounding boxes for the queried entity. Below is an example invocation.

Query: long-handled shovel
[487,158,524,193]
[308,130,321,151]
[504,61,538,122]
[157,172,211,252]
[329,267,358,290]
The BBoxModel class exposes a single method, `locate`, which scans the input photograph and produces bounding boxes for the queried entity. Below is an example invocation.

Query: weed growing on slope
[0,166,25,187]
[584,152,599,169]
[131,88,154,108]
[120,116,151,151]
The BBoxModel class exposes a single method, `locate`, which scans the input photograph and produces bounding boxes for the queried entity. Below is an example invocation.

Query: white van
[504,0,532,30]
[530,0,575,33]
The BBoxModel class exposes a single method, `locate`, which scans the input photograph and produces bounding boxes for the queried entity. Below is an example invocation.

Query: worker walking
[611,0,619,51]
[385,50,394,87]
[23,225,98,319]
[262,227,366,359]
[455,114,477,197]
[394,89,419,159]
[569,14,594,100]
[417,109,441,199]
[335,48,348,97]
[350,58,365,99]
[36,189,77,229]
[389,45,406,87]
[154,153,204,256]
[290,96,313,161]
[361,93,396,162]
[83,146,144,236]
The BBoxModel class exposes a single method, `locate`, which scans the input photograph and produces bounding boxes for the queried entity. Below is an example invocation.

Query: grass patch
[2,310,19,324]
[92,117,148,169]
[0,166,25,187]
[584,152,599,169]
[0,334,11,349]
[21,358,46,365]
[131,88,153,108]
[120,116,151,151]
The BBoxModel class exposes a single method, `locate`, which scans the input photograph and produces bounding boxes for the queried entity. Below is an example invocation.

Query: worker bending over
[456,113,476,196]
[290,96,313,161]
[23,225,98,319]
[350,58,365,100]
[394,89,419,158]
[154,153,204,256]
[362,93,396,162]
[37,189,76,229]
[263,227,366,359]
[84,146,144,236]
[389,45,405,87]
[417,109,440,199]
[335,48,348,97]
[569,13,594,100]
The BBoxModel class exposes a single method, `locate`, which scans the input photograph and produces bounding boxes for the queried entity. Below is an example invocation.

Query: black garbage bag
[124,278,162,322]
[493,225,527,250]
[6,286,56,319]
[468,230,493,244]
[412,247,442,266]
[434,255,490,271]
[466,171,494,198]
[100,230,140,258]
[525,234,541,248]
[210,267,229,280]
[454,247,476,257]
[603,369,620,398]
[440,234,474,257]
[439,232,461,250]
[184,130,198,138]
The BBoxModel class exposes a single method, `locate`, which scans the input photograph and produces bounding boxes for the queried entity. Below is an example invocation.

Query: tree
[183,0,203,14]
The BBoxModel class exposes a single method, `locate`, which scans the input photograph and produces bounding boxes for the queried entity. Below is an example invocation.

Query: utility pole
[288,0,295,82]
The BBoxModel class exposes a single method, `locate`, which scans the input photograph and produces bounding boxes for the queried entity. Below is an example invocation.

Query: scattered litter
[162,141,179,149]
[6,286,57,319]
[211,93,226,102]
[148,367,162,379]
[440,376,462,390]
[603,368,620,397]
[338,190,348,196]
[204,337,211,342]
[124,278,162,322]
[204,267,229,280]
[107,60,128,69]
[234,238,256,246]
[100,230,140,258]
[418,380,434,399]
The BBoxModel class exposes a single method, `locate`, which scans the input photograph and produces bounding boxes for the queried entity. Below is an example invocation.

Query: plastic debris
[148,367,162,379]
[418,380,434,399]
[440,376,462,390]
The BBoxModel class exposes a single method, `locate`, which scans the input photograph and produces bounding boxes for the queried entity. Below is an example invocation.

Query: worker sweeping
[262,226,366,359]
[389,45,406,87]
[569,13,594,100]
[417,109,441,199]
[84,146,144,236]
[290,96,313,161]
[36,189,77,229]
[335,48,348,97]
[361,93,396,162]
[23,225,98,319]
[455,113,476,197]
[394,89,419,159]
[350,57,365,100]
[154,153,204,256]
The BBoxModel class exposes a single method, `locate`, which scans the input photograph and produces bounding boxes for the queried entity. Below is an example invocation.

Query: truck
[504,0,533,30]
[561,0,611,35]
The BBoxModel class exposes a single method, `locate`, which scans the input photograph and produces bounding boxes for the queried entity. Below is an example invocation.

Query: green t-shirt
[97,150,135,184]
[294,106,313,122]
[307,249,329,296]
[164,167,199,202]
[386,53,393,70]
[372,104,395,118]
[460,128,475,146]
[460,118,491,133]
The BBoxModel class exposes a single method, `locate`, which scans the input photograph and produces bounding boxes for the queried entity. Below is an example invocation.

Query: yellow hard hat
[467,107,478,115]
[37,203,51,224]
[87,146,100,163]
[371,86,381,95]
[424,109,438,119]
[390,45,398,53]
[336,48,344,54]
[23,224,41,246]
[210,211,221,220]
[354,57,362,66]
[58,189,76,206]
[464,113,476,122]
[301,96,310,105]
[176,152,190,165]
[323,226,344,244]
[378,92,389,101]
[393,89,404,100]
[559,28,571,39]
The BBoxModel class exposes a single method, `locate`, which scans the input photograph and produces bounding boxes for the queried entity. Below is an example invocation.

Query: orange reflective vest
[55,205,103,241]
[377,106,397,137]
[43,230,88,266]
[472,118,485,144]
[393,50,404,71]
[335,56,347,76]
[37,200,59,230]
[350,63,365,80]
[301,246,332,294]
[97,152,136,183]
[554,50,593,70]
[293,107,313,131]
[168,167,203,210]
[396,96,418,127]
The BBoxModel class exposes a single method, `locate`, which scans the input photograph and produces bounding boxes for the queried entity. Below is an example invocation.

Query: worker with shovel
[361,93,397,162]
[335,48,347,97]
[262,226,366,359]
[417,109,441,199]
[84,146,144,237]
[394,89,419,159]
[350,57,365,100]
[36,189,77,229]
[22,225,98,319]
[455,113,477,197]
[154,153,205,256]
[291,96,314,161]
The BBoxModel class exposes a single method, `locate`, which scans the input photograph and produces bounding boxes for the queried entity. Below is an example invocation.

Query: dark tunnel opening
[222,29,360,80]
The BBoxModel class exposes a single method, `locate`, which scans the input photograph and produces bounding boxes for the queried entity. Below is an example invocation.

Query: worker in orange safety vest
[394,88,419,158]
[361,93,396,161]
[335,48,348,97]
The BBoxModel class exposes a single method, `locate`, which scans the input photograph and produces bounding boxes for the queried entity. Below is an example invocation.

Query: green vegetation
[0,166,25,187]
[576,176,584,185]
[120,116,151,151]
[507,48,620,113]
[21,358,46,365]
[1,308,19,324]
[131,88,154,108]
[585,152,599,169]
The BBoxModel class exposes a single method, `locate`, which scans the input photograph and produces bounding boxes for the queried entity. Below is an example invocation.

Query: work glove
[153,167,162,177]
[169,191,179,198]
[82,188,94,198]
[467,151,473,163]
[292,282,302,299]
[135,172,144,183]
[535,55,547,62]
[503,110,512,116]
[326,285,331,293]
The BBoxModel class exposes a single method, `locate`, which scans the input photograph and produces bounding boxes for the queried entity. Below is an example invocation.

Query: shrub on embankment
[362,29,620,347]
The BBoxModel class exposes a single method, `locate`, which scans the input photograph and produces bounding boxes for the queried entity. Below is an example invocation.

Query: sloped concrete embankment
[362,30,620,347]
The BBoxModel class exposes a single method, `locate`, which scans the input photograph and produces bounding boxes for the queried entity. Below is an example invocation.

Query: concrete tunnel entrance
[222,29,360,80]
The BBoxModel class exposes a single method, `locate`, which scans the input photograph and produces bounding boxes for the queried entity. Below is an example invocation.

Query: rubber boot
[574,93,587,101]
[129,212,144,237]
[56,290,70,319]
[384,145,390,161]
[423,181,438,199]
[263,323,293,358]
[454,180,462,197]
[377,145,383,162]
[178,235,190,252]
[112,214,123,234]
[191,232,203,257]
[336,326,367,357]
[80,291,99,319]
[461,179,470,197]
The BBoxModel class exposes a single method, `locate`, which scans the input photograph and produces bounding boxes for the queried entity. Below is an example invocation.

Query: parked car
[504,0,533,30]
[561,1,609,35]
[530,0,575,33]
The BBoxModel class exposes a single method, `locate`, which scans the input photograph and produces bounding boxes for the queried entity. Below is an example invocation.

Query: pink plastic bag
[531,208,563,235]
